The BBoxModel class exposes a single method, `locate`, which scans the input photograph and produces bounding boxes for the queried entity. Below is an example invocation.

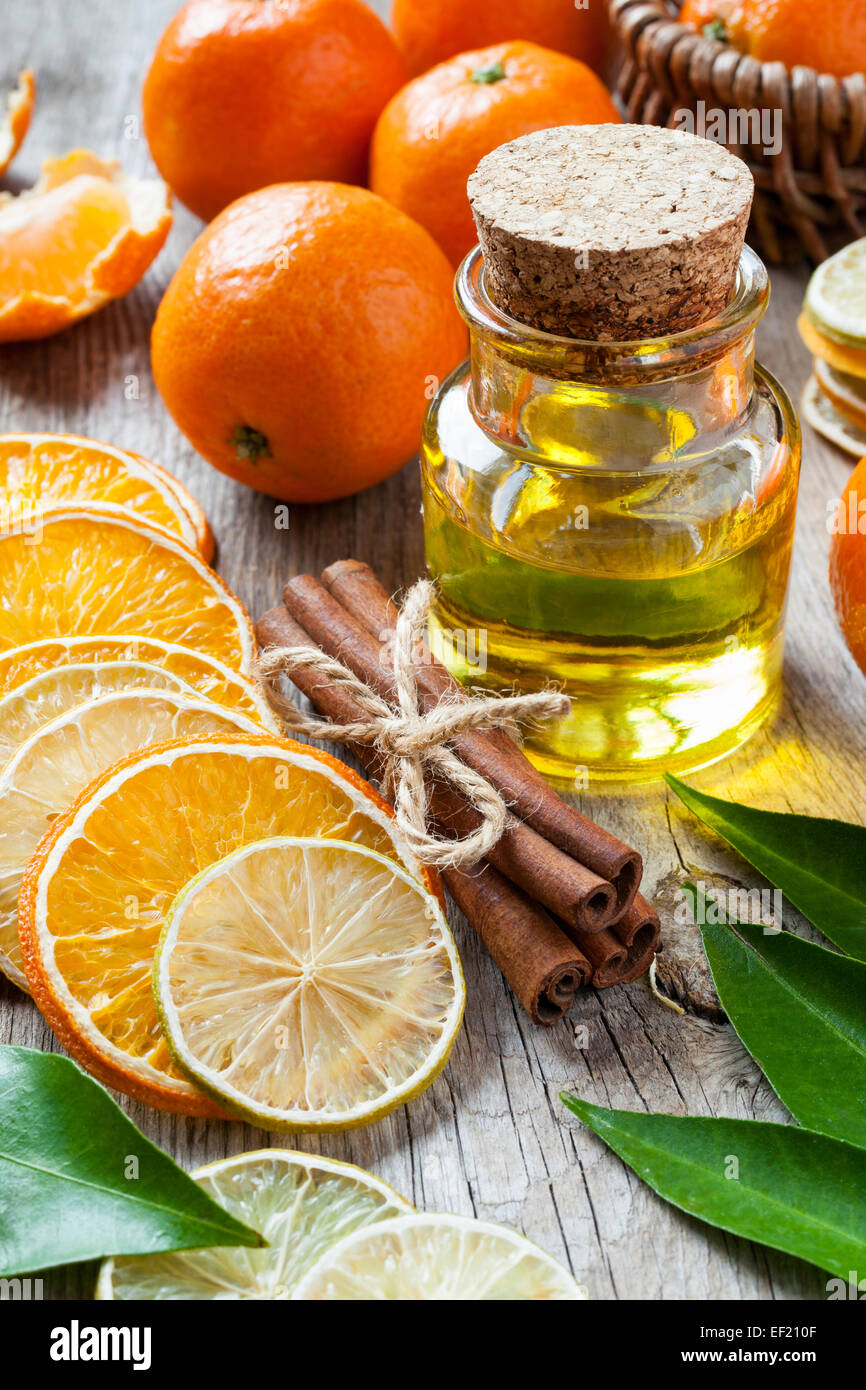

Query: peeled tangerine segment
[96,1149,413,1300]
[292,1213,586,1301]
[156,837,464,1130]
[19,735,440,1115]
[0,635,276,725]
[0,689,262,992]
[0,433,199,550]
[0,508,255,673]
[0,150,171,341]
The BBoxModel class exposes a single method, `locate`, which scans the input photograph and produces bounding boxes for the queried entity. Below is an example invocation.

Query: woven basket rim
[608,0,866,260]
[608,0,865,103]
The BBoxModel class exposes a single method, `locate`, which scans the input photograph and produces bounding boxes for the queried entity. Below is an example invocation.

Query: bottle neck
[457,246,768,472]
[469,329,757,469]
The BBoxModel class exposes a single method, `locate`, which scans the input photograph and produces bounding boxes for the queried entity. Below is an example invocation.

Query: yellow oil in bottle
[421,349,800,784]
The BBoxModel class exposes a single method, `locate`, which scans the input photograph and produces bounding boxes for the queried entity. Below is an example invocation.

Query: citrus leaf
[666,774,866,960]
[560,1094,866,1281]
[684,884,866,1148]
[0,1045,265,1275]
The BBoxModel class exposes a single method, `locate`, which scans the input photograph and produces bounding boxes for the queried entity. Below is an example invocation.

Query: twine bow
[255,579,570,868]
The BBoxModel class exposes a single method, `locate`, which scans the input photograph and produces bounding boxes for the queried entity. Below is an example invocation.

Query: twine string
[255,579,570,869]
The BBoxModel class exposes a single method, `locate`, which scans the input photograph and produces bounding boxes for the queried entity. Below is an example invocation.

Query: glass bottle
[421,244,801,783]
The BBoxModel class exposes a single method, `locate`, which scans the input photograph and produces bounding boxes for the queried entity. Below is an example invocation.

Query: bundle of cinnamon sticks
[256,560,660,1025]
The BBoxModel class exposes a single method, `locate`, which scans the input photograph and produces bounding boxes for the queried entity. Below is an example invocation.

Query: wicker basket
[609,0,866,262]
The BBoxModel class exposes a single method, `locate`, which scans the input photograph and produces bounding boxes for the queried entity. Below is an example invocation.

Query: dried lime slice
[154,836,464,1131]
[292,1212,586,1301]
[96,1149,412,1300]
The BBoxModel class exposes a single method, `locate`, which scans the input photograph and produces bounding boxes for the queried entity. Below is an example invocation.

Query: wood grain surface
[1,0,861,1301]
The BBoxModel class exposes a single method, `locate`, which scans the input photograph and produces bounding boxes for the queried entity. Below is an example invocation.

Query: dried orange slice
[0,150,171,342]
[0,433,199,550]
[0,71,34,177]
[130,453,215,562]
[0,636,274,724]
[0,689,263,992]
[19,733,438,1114]
[798,313,866,381]
[0,508,254,672]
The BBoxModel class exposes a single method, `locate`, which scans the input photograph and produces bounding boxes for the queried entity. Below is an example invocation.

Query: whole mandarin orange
[151,183,467,504]
[370,42,621,267]
[680,0,866,78]
[391,0,610,77]
[143,0,407,222]
[678,0,743,41]
[830,455,866,677]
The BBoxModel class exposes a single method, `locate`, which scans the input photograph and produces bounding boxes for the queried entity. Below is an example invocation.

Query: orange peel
[0,70,34,177]
[0,150,172,341]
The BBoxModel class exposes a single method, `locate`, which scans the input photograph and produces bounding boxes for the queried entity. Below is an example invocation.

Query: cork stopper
[467,125,754,342]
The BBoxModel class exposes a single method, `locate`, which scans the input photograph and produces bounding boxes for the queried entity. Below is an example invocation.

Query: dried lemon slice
[0,635,274,724]
[19,734,440,1114]
[155,837,464,1131]
[0,661,197,765]
[0,689,262,991]
[96,1149,413,1300]
[292,1213,586,1301]
[804,237,866,348]
[0,658,277,766]
[802,374,866,459]
[814,357,866,432]
[0,508,255,672]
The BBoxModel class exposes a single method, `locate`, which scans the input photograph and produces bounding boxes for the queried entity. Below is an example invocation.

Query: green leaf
[666,774,866,961]
[0,1046,264,1275]
[561,1094,866,1281]
[684,884,866,1148]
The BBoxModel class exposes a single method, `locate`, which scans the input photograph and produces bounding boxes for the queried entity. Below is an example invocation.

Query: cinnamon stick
[444,861,591,1024]
[258,587,659,995]
[555,892,660,988]
[275,581,618,933]
[610,893,661,985]
[256,605,590,1024]
[320,560,642,920]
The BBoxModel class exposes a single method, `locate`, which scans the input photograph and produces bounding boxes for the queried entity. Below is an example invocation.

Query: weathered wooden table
[2,0,861,1301]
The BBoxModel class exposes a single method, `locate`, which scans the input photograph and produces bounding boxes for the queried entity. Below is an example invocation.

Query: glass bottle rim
[455,243,770,377]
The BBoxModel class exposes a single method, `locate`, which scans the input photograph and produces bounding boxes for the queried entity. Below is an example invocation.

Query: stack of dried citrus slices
[799,239,866,457]
[1,434,464,1129]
